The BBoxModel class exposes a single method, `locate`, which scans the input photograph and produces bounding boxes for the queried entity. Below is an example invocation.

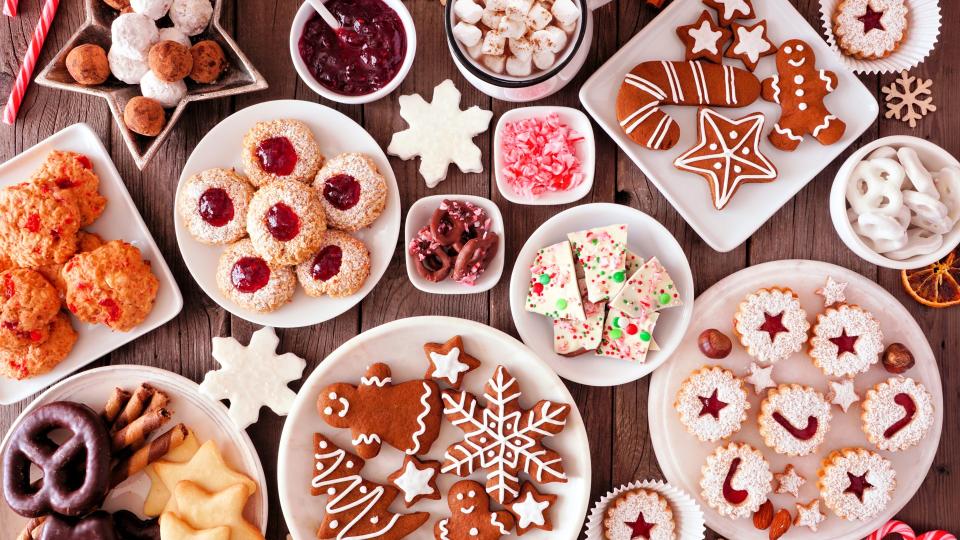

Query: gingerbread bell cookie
[435,480,514,540]
[676,11,731,64]
[423,335,480,390]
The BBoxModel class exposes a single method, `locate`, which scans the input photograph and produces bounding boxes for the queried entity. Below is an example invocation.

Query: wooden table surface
[2,0,958,537]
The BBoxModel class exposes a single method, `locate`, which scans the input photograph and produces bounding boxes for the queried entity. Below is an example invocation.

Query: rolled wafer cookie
[615,60,761,150]
[101,387,132,425]
[112,383,157,431]
[111,407,172,451]
[111,423,189,487]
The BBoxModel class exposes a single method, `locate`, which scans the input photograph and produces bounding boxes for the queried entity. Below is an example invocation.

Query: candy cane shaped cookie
[615,60,761,150]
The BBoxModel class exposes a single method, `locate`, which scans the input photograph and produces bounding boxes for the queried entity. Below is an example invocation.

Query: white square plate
[579,0,879,252]
[0,124,183,405]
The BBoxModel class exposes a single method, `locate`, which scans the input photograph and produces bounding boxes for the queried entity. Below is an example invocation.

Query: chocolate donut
[113,510,160,540]
[41,511,118,540]
[2,401,110,517]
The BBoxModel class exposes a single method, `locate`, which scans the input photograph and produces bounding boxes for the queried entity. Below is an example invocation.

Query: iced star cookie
[597,308,659,362]
[817,447,895,521]
[0,313,77,380]
[29,150,107,227]
[861,376,933,452]
[246,179,326,266]
[733,287,810,364]
[422,335,480,390]
[567,225,628,303]
[0,269,61,351]
[832,0,908,60]
[808,304,883,378]
[295,230,370,298]
[602,488,676,540]
[312,152,387,232]
[177,168,254,245]
[675,366,750,442]
[676,10,731,64]
[525,241,585,320]
[703,0,755,26]
[608,257,682,318]
[215,239,296,313]
[758,384,833,456]
[700,442,772,519]
[388,455,441,508]
[241,119,324,186]
[553,279,605,357]
[0,182,81,268]
[509,483,556,535]
[725,20,776,71]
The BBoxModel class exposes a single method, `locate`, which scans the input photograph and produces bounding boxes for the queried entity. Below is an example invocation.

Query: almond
[752,500,774,530]
[769,508,792,540]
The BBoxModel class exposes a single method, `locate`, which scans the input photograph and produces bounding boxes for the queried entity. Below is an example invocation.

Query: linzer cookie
[699,441,772,519]
[674,366,750,442]
[597,308,659,363]
[602,487,676,540]
[567,225,628,302]
[733,287,810,364]
[757,384,833,456]
[832,0,908,60]
[861,376,933,452]
[553,279,605,356]
[608,257,682,318]
[817,447,895,521]
[676,10,731,64]
[525,240,586,320]
[808,304,883,378]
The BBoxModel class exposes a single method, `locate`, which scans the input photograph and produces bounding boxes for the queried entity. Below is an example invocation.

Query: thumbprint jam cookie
[241,119,324,186]
[313,153,387,232]
[700,442,772,519]
[29,150,106,227]
[0,269,61,351]
[675,366,750,443]
[296,230,371,298]
[818,447,895,521]
[216,239,295,313]
[602,488,676,540]
[0,312,76,380]
[809,304,883,378]
[178,168,255,245]
[246,179,326,266]
[861,376,933,452]
[758,384,833,456]
[733,287,810,364]
[0,182,81,268]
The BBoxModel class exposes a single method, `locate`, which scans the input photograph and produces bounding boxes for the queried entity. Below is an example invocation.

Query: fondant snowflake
[883,71,936,128]
[199,327,306,429]
[441,365,571,504]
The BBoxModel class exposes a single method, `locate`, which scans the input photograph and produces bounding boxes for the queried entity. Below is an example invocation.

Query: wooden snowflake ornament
[883,71,936,128]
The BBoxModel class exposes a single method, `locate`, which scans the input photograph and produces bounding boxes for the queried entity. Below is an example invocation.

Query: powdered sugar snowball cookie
[312,153,387,232]
[140,71,187,108]
[832,0,909,60]
[861,376,933,452]
[215,239,296,313]
[108,46,149,84]
[699,442,772,519]
[111,13,160,60]
[246,179,326,266]
[733,287,810,364]
[674,366,750,442]
[817,447,895,521]
[809,304,884,378]
[757,383,833,456]
[602,488,676,540]
[177,168,254,245]
[296,230,370,298]
[131,0,172,20]
[158,27,191,48]
[169,0,213,36]
[241,120,325,187]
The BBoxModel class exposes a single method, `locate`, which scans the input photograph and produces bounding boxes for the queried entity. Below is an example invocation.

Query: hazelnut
[148,41,193,82]
[698,328,732,359]
[189,40,228,84]
[882,342,915,374]
[123,96,166,137]
[66,44,110,86]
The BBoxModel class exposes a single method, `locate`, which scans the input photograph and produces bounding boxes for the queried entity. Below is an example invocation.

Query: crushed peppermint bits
[500,113,585,198]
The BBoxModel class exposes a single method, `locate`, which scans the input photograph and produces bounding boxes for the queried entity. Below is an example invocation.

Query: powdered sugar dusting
[794,499,826,531]
[178,168,254,245]
[833,0,908,59]
[818,448,895,521]
[675,366,749,442]
[602,488,676,540]
[734,288,810,364]
[810,305,884,377]
[775,464,806,498]
[862,376,933,452]
[700,442,772,519]
[758,384,832,456]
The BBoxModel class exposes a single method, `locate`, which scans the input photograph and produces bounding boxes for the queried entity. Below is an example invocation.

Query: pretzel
[39,511,118,539]
[885,228,944,260]
[452,234,499,284]
[847,159,905,216]
[904,190,952,234]
[897,147,938,197]
[430,207,467,247]
[857,212,908,241]
[934,166,960,222]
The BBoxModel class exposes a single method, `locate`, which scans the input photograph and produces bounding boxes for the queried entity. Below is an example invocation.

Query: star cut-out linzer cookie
[423,335,481,390]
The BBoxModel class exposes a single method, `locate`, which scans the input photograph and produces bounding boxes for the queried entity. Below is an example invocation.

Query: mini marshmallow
[532,49,556,70]
[559,18,578,34]
[131,0,172,20]
[509,36,534,61]
[140,70,188,108]
[498,15,526,39]
[485,0,508,11]
[525,2,553,30]
[532,26,567,54]
[111,13,160,60]
[481,30,506,56]
[550,0,581,27]
[466,41,485,60]
[158,27,191,47]
[454,22,483,47]
[454,0,484,24]
[169,0,213,36]
[481,9,505,30]
[482,53,506,74]
[506,54,532,77]
[506,0,534,18]
[108,46,149,84]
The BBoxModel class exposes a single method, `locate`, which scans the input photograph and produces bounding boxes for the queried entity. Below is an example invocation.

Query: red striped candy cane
[917,533,957,540]
[2,0,60,125]
[3,0,19,17]
[868,520,917,540]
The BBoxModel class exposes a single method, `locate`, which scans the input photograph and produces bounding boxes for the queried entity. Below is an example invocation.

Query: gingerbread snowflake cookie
[434,480,514,540]
[676,10,730,64]
[809,304,884,378]
[832,0,908,60]
[602,487,676,540]
[817,447,895,521]
[733,287,810,364]
[700,442,772,519]
[861,376,933,452]
[758,384,833,456]
[423,335,480,390]
[675,366,750,442]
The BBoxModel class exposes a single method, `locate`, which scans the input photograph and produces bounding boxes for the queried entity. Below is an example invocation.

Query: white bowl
[404,194,505,294]
[493,106,596,205]
[830,135,960,269]
[289,0,416,105]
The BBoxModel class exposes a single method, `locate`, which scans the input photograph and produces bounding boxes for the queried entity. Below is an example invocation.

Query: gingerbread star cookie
[388,456,442,507]
[423,335,480,390]
[703,0,755,26]
[160,512,230,540]
[509,483,556,535]
[677,10,731,64]
[434,480,515,540]
[726,20,777,71]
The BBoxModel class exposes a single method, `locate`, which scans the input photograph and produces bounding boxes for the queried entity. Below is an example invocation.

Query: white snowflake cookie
[734,287,810,364]
[817,447,895,521]
[861,376,934,452]
[674,366,750,442]
[758,384,832,456]
[809,304,884,378]
[700,442,772,519]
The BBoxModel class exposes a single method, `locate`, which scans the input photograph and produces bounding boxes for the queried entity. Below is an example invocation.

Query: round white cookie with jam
[602,488,676,540]
[675,366,750,442]
[758,384,833,456]
[809,304,883,378]
[734,287,810,364]
[861,376,933,452]
[817,447,895,521]
[700,442,772,519]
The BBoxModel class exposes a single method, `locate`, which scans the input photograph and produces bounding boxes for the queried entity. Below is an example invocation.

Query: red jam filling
[3,276,15,299]
[265,203,301,241]
[323,174,362,210]
[722,457,749,504]
[829,329,859,356]
[256,137,298,176]
[24,214,41,233]
[231,257,271,293]
[98,298,121,323]
[198,188,235,227]
[624,511,656,539]
[844,471,873,502]
[310,245,343,282]
[772,412,819,440]
[857,5,885,33]
[758,312,788,341]
[883,392,917,439]
[56,177,78,189]
[698,389,728,419]
[297,0,407,96]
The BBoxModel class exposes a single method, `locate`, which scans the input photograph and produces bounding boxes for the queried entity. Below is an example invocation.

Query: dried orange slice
[901,249,960,308]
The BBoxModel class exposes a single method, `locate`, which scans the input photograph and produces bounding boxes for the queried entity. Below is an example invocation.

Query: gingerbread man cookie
[317,363,442,459]
[434,480,515,540]
[761,39,847,151]
[676,11,730,64]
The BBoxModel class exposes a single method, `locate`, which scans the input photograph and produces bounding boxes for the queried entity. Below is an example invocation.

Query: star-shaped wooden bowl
[36,0,267,169]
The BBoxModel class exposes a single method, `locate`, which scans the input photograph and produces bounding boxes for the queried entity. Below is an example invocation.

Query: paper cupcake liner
[819,0,942,74]
[584,480,706,540]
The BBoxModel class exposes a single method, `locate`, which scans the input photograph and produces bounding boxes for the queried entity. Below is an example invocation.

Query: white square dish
[579,0,879,252]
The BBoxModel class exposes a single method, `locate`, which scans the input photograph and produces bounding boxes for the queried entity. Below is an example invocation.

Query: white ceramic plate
[278,316,592,540]
[648,260,943,540]
[508,204,694,387]
[404,194,505,294]
[175,100,401,328]
[579,0,879,252]
[0,365,268,534]
[0,124,183,405]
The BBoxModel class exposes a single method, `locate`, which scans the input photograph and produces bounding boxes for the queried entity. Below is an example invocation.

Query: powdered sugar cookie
[602,487,675,540]
[733,287,810,364]
[241,119,324,186]
[699,441,772,519]
[215,239,296,313]
[676,10,731,64]
[808,304,884,378]
[861,376,933,452]
[832,0,908,60]
[674,366,750,442]
[817,447,895,521]
[178,168,254,245]
[758,383,833,456]
[295,230,370,298]
[246,179,326,266]
[312,153,387,232]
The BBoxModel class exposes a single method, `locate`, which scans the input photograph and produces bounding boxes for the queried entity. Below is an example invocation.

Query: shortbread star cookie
[172,481,263,540]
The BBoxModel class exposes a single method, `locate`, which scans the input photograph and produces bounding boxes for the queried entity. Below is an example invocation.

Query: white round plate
[0,365,268,534]
[509,203,695,387]
[278,316,592,540]
[648,260,944,540]
[175,99,401,328]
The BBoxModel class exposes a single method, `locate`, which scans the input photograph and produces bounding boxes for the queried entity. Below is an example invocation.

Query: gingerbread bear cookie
[434,480,515,540]
[317,363,442,459]
[761,39,847,151]
[676,11,731,64]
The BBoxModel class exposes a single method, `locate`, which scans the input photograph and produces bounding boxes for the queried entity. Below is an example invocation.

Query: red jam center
[844,472,873,502]
[829,329,859,356]
[722,457,749,504]
[231,257,271,293]
[3,276,15,299]
[883,392,917,439]
[323,174,362,210]
[772,412,819,440]
[857,5,885,33]
[297,0,407,96]
[624,511,656,539]
[256,137,298,176]
[198,188,235,227]
[310,245,343,282]
[698,389,728,419]
[758,312,788,341]
[98,298,121,323]
[265,203,301,241]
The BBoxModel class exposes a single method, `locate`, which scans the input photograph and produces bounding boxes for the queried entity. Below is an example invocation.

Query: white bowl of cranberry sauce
[290,0,417,104]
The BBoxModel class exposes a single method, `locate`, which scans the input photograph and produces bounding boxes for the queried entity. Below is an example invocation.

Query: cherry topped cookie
[312,153,387,232]
[809,304,883,378]
[178,168,254,245]
[246,179,326,266]
[733,287,810,364]
[295,230,371,298]
[0,312,76,380]
[241,119,324,186]
[36,231,103,299]
[0,182,81,268]
[29,150,106,227]
[216,239,296,313]
[861,376,933,452]
[758,383,832,456]
[0,269,60,351]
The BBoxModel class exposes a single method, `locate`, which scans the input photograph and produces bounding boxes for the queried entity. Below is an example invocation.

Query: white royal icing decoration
[407,381,434,455]
[689,20,723,55]
[511,491,549,529]
[715,0,751,20]
[394,460,435,503]
[312,445,402,539]
[430,347,470,384]
[360,375,391,387]
[733,24,773,63]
